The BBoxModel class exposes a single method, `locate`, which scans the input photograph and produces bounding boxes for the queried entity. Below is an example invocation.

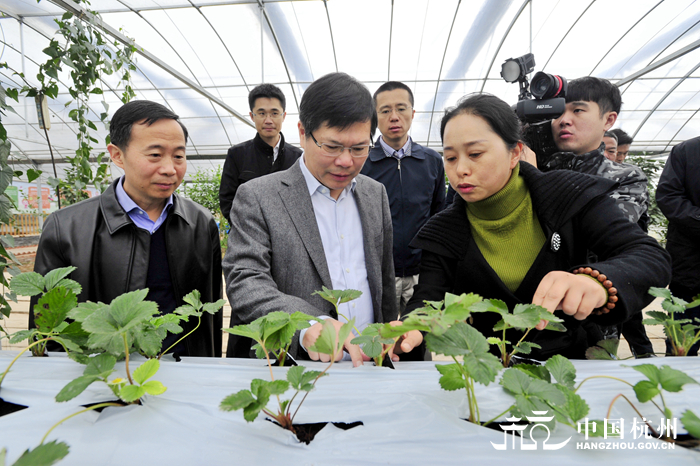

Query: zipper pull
[397,158,401,170]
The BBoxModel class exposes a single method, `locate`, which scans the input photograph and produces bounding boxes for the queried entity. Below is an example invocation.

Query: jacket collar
[253,132,286,154]
[99,179,191,235]
[368,136,425,162]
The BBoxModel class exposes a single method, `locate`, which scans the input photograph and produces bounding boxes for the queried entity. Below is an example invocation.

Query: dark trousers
[665,282,700,356]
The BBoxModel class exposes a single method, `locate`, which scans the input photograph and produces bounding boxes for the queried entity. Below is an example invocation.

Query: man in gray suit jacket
[223,73,423,365]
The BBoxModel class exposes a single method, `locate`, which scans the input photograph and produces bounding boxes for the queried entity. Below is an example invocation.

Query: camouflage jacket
[539,143,650,226]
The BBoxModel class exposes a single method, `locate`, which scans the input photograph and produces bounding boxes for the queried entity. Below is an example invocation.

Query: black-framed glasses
[378,106,413,117]
[309,132,373,158]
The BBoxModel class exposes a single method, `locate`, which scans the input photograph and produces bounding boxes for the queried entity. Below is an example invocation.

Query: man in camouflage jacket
[536,76,654,357]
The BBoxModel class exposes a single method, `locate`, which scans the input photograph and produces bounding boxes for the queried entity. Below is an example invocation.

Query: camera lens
[531,72,567,99]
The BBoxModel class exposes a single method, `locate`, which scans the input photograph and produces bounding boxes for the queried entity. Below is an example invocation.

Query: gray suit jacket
[223,159,397,357]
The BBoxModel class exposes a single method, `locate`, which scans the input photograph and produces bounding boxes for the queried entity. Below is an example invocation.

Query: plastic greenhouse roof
[0,0,699,182]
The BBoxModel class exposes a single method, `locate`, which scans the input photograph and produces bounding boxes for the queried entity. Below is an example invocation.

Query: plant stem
[159,314,201,360]
[575,375,633,393]
[290,358,334,424]
[605,393,659,437]
[509,328,533,366]
[482,404,516,427]
[40,402,121,444]
[0,337,52,388]
[122,334,134,385]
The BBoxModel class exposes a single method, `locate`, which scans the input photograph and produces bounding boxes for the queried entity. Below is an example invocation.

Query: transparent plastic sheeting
[0,353,698,465]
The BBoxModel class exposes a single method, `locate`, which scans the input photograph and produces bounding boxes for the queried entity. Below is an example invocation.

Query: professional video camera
[500,53,567,161]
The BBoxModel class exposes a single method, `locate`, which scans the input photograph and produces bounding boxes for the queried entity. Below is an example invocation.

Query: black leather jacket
[31,179,223,357]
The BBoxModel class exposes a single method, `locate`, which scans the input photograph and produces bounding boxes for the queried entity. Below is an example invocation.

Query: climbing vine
[20,3,137,205]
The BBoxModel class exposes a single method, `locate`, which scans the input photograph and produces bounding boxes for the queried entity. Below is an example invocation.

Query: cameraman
[533,76,655,357]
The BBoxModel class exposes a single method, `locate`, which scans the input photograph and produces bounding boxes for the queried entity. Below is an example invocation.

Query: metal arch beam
[630,60,700,141]
[542,0,597,71]
[322,0,338,72]
[189,0,250,95]
[589,0,664,77]
[614,37,700,86]
[479,0,530,94]
[388,0,394,80]
[256,0,300,111]
[665,105,700,152]
[48,0,254,129]
[426,0,461,148]
[114,0,234,151]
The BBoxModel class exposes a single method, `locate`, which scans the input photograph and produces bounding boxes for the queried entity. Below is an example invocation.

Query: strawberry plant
[470,299,566,367]
[644,287,700,356]
[577,363,699,442]
[220,311,352,434]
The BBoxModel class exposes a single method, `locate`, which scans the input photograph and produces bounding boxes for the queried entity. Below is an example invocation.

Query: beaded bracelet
[573,266,617,315]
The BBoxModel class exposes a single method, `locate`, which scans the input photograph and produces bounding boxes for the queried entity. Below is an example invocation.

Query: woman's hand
[532,271,607,330]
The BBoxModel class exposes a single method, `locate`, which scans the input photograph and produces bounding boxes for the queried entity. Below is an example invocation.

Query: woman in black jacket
[404,94,671,359]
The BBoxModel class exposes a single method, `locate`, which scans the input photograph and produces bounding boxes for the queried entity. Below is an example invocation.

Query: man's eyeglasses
[253,111,283,120]
[309,132,373,158]
[378,106,412,117]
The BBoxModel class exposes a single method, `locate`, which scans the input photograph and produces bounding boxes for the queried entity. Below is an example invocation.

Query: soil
[0,397,28,417]
[267,419,363,444]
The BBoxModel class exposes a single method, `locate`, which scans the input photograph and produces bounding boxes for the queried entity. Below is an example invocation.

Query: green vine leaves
[0,440,70,466]
[644,287,700,357]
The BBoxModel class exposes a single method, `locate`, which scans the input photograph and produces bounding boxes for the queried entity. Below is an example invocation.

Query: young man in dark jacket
[360,81,445,315]
[31,100,223,358]
[218,84,302,223]
[656,135,700,356]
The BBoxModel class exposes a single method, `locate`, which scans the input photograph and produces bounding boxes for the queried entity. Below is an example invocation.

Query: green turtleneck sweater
[467,164,546,292]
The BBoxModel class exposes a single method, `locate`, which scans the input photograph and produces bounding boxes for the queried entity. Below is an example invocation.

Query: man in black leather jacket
[31,100,223,358]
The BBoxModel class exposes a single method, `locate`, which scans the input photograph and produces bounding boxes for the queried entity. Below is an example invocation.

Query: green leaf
[513,364,551,382]
[424,321,488,357]
[55,375,100,402]
[545,354,576,390]
[142,380,166,396]
[223,320,262,344]
[33,287,77,333]
[132,359,159,385]
[44,266,77,291]
[561,387,589,423]
[501,303,544,330]
[435,363,466,391]
[83,354,116,378]
[182,289,202,310]
[54,279,82,296]
[633,380,660,403]
[512,341,539,355]
[471,299,509,316]
[11,440,69,466]
[202,299,226,315]
[10,272,45,296]
[681,410,700,439]
[51,336,81,353]
[313,286,362,306]
[68,301,107,322]
[501,368,566,405]
[648,287,672,300]
[585,346,615,360]
[544,320,566,332]
[308,318,355,358]
[220,390,255,412]
[9,329,35,344]
[108,289,158,329]
[657,365,698,393]
[631,364,660,385]
[120,384,146,403]
[267,379,290,396]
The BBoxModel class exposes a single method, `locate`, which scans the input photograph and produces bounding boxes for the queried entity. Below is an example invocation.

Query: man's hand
[302,319,368,367]
[385,321,424,362]
[532,271,607,330]
[520,144,538,168]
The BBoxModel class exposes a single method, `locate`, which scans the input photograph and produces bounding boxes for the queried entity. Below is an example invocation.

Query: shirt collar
[379,135,412,158]
[115,175,173,215]
[299,156,357,198]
